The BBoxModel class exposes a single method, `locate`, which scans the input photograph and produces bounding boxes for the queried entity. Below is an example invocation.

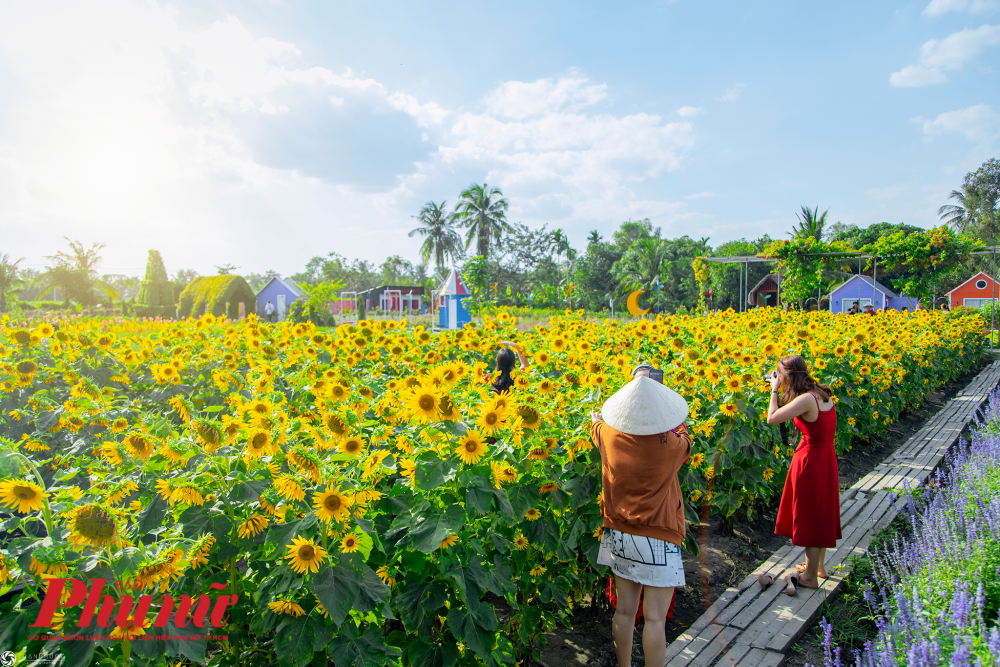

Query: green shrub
[19,300,73,311]
[135,250,176,318]
[177,275,255,320]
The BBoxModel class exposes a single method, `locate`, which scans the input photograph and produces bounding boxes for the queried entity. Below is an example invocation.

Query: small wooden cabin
[747,274,782,308]
[947,271,999,309]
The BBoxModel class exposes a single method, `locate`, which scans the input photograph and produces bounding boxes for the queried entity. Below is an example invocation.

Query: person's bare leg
[639,586,675,667]
[612,576,642,667]
[799,547,826,588]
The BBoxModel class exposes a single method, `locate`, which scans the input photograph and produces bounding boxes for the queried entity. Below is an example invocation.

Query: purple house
[828,275,918,313]
[256,276,305,322]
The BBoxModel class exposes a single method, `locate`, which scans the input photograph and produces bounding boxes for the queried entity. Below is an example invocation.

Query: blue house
[829,275,918,313]
[436,269,471,329]
[256,276,305,322]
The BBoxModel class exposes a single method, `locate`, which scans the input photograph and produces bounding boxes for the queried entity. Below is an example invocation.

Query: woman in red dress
[765,354,842,595]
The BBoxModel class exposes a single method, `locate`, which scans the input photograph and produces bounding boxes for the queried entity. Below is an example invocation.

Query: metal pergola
[698,247,1000,350]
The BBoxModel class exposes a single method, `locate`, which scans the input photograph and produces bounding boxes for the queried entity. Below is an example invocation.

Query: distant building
[828,275,918,313]
[360,285,425,314]
[747,274,782,308]
[436,269,471,329]
[946,271,999,309]
[256,277,305,322]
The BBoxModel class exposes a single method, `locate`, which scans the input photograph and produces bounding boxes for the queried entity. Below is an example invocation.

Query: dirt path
[533,361,987,667]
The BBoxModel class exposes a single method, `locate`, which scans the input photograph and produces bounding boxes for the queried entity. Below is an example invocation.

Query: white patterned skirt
[597,527,686,588]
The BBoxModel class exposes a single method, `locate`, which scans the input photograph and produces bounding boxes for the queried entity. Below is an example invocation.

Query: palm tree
[790,206,829,240]
[615,238,671,294]
[409,201,462,270]
[0,254,24,314]
[46,238,106,274]
[45,238,108,306]
[939,185,982,235]
[455,183,512,259]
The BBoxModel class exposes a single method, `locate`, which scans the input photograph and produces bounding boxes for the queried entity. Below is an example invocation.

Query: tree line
[1,158,996,315]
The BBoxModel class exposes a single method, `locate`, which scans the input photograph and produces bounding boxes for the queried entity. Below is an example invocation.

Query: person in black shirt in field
[484,340,529,394]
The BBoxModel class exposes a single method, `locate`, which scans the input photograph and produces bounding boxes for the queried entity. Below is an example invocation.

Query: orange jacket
[590,420,691,547]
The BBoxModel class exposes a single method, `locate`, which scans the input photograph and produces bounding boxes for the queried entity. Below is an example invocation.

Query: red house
[947,271,999,309]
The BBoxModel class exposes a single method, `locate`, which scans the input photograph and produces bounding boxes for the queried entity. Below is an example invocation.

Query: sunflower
[455,431,488,465]
[339,437,364,457]
[524,508,541,521]
[268,599,305,617]
[527,447,550,461]
[111,417,129,434]
[407,389,441,422]
[238,514,269,539]
[476,407,503,435]
[530,565,547,576]
[340,534,360,553]
[376,566,396,587]
[274,475,305,502]
[439,534,459,550]
[539,482,558,494]
[513,534,529,551]
[324,413,348,438]
[314,488,353,522]
[284,536,327,574]
[719,402,739,417]
[110,616,151,641]
[66,504,119,549]
[515,405,541,430]
[124,434,154,460]
[245,429,277,459]
[725,376,742,392]
[0,478,47,513]
[170,484,204,506]
[437,395,459,420]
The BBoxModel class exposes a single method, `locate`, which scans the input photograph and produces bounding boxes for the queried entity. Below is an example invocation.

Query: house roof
[830,275,898,298]
[437,269,470,296]
[256,276,305,299]
[945,271,998,297]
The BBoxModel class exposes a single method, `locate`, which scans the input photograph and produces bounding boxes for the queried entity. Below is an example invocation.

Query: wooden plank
[735,648,784,667]
[667,623,726,666]
[689,626,742,667]
[714,641,753,667]
[839,497,866,527]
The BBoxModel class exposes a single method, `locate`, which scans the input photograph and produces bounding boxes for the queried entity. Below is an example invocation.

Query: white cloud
[923,0,998,16]
[890,24,1000,87]
[919,104,1000,141]
[483,76,608,120]
[716,83,746,101]
[386,92,448,127]
[677,106,705,117]
[686,191,716,199]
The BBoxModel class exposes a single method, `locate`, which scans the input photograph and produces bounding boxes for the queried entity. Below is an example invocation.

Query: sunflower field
[0,307,987,667]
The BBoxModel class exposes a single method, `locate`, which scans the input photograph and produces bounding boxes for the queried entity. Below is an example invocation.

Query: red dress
[774,395,842,548]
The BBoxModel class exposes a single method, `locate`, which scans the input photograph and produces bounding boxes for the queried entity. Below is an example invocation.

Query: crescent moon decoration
[626,290,650,317]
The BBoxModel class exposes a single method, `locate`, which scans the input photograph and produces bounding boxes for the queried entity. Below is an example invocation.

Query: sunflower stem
[121,638,131,667]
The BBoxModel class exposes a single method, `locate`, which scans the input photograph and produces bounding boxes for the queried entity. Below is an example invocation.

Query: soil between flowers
[533,361,988,667]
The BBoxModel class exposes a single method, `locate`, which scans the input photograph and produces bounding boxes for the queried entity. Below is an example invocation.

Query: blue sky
[1,0,998,279]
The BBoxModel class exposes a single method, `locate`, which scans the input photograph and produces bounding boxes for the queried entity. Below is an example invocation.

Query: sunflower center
[345,441,361,453]
[298,545,315,560]
[15,485,37,500]
[76,506,116,540]
[465,442,477,452]
[324,495,341,511]
[251,433,269,449]
[485,413,497,425]
[418,395,435,411]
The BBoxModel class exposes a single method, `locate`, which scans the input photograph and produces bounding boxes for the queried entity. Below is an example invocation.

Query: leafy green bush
[135,250,177,318]
[177,275,256,319]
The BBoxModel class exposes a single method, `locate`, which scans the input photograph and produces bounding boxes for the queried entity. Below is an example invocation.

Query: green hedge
[19,300,74,311]
[177,275,255,319]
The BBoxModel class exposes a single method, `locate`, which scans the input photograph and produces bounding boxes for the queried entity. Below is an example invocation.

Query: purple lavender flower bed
[812,389,1000,666]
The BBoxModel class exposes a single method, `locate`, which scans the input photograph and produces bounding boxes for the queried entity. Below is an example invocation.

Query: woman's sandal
[796,563,829,578]
[758,573,775,588]
[783,573,820,596]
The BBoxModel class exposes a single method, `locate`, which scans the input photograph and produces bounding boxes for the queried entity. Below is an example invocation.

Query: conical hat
[601,375,688,435]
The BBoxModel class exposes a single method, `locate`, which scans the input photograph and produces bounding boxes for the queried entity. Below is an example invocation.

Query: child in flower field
[590,373,691,667]
[484,340,528,394]
[764,354,842,595]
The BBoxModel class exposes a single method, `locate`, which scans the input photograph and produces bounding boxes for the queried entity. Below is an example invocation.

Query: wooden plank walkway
[664,360,1000,667]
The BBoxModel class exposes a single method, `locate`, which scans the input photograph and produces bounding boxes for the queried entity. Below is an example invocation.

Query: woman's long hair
[777,354,833,406]
[492,348,517,394]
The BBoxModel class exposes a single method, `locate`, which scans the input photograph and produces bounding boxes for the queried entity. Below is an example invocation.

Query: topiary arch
[177,275,256,320]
